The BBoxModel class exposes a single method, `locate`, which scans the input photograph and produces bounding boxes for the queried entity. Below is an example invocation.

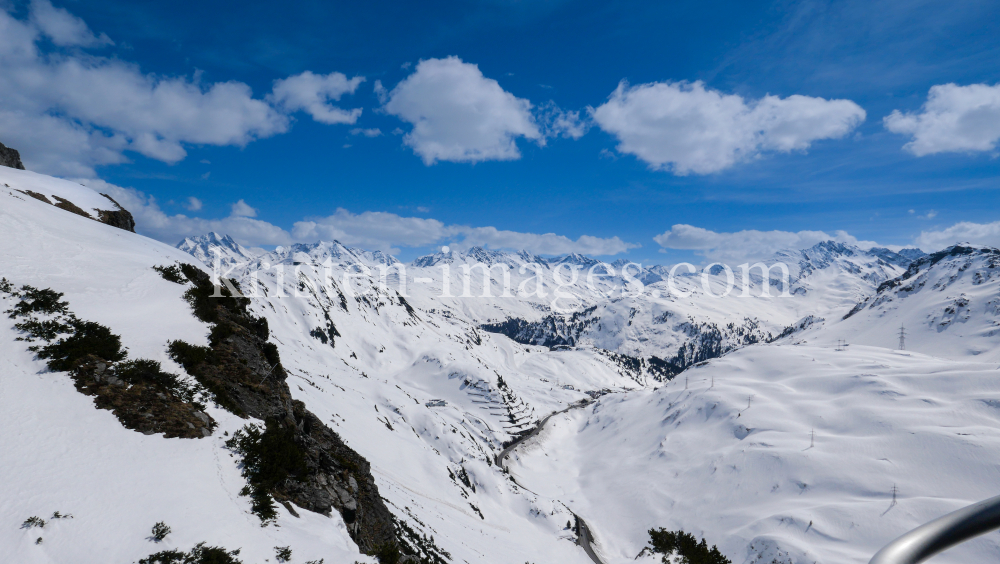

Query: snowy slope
[511,343,1000,564]
[0,166,128,221]
[0,183,367,563]
[220,253,647,564]
[792,244,1000,361]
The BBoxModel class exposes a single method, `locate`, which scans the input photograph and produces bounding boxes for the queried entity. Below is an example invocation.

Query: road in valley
[495,397,607,564]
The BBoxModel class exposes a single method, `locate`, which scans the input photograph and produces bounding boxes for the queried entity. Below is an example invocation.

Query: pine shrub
[151,521,171,542]
[645,528,731,564]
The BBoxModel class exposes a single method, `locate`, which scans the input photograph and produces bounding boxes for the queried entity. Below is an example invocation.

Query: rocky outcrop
[0,141,25,170]
[168,264,397,555]
[15,189,136,233]
[97,193,136,232]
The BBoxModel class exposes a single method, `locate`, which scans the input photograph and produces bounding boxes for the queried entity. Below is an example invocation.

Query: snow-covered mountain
[466,241,918,374]
[789,243,1000,361]
[177,232,258,270]
[5,161,997,564]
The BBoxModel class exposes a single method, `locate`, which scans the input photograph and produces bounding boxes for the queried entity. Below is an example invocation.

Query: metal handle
[869,494,1000,563]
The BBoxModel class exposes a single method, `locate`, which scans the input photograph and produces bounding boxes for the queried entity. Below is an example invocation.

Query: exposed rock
[171,265,397,554]
[97,193,136,232]
[19,190,51,204]
[14,189,136,233]
[0,141,25,170]
[51,195,92,219]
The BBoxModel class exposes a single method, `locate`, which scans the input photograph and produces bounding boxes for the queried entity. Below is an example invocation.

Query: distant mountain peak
[412,247,547,268]
[176,232,256,269]
[266,240,398,267]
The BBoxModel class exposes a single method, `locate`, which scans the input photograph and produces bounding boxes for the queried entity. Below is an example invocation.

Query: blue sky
[2,0,1000,263]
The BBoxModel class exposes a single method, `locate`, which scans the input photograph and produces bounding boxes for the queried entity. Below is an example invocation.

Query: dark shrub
[37,318,126,370]
[151,521,171,542]
[167,340,213,370]
[226,419,307,523]
[14,317,73,341]
[116,359,181,389]
[153,265,187,284]
[137,542,242,564]
[262,342,280,366]
[167,340,242,416]
[7,285,68,317]
[646,529,730,564]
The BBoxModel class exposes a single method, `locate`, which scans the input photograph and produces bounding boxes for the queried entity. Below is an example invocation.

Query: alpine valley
[4,164,1000,564]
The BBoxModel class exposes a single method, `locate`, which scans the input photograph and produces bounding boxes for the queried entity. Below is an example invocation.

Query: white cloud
[294,210,637,255]
[29,0,111,47]
[654,224,879,263]
[382,57,542,164]
[914,220,1000,250]
[292,209,452,252]
[373,80,388,104]
[185,196,202,211]
[884,83,1000,156]
[269,71,364,125]
[454,226,637,256]
[77,179,294,246]
[0,6,361,176]
[230,199,257,218]
[80,179,637,256]
[537,102,589,140]
[350,127,382,137]
[590,80,866,175]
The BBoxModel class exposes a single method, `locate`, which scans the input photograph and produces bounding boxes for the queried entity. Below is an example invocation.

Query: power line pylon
[898,324,906,351]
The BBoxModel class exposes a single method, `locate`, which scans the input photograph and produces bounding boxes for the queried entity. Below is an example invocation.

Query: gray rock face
[96,193,136,233]
[0,141,25,170]
[176,265,398,555]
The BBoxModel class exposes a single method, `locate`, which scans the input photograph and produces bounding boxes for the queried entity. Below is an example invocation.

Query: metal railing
[869,494,1000,563]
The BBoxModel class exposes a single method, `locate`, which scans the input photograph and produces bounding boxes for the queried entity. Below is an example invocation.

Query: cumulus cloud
[303,214,639,255]
[77,179,294,246]
[654,224,879,263]
[914,220,1000,250]
[269,71,364,125]
[590,80,866,175]
[0,5,361,176]
[292,209,452,251]
[382,57,542,164]
[537,102,589,140]
[293,210,636,255]
[350,127,382,137]
[185,196,202,211]
[455,226,637,256]
[80,180,636,256]
[29,0,112,47]
[230,199,257,218]
[884,83,1000,156]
